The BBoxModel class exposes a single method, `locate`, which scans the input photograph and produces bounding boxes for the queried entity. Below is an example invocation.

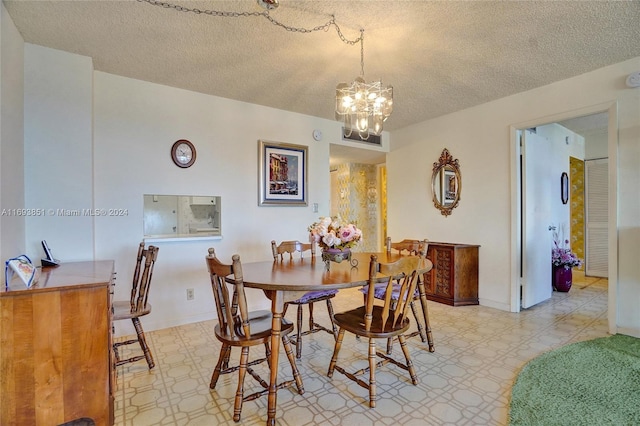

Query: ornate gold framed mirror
[432,148,461,216]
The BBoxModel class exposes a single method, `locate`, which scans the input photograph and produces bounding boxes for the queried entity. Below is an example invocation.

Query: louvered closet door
[585,158,608,277]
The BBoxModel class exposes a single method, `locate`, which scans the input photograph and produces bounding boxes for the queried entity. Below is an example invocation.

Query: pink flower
[338,224,358,242]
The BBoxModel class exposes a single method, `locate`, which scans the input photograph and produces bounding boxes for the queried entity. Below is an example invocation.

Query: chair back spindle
[130,242,159,313]
[206,248,250,339]
[129,242,145,310]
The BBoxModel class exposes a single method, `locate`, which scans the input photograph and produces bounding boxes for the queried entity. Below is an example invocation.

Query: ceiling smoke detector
[257,0,279,10]
[626,71,640,88]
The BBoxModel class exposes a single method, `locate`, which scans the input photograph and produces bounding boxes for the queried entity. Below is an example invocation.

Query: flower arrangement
[308,216,362,251]
[552,225,583,269]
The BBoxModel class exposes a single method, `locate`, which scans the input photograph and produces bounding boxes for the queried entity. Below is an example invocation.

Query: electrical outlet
[186,288,194,300]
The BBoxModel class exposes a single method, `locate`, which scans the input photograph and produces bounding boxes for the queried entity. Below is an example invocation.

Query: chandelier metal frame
[335,30,393,140]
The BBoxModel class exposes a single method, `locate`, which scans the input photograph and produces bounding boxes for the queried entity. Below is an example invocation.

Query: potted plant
[551,225,583,292]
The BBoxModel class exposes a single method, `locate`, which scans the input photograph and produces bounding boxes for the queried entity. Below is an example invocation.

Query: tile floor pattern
[114,273,608,425]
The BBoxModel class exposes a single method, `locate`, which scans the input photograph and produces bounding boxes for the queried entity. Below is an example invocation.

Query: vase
[323,248,350,263]
[321,248,357,270]
[552,265,573,292]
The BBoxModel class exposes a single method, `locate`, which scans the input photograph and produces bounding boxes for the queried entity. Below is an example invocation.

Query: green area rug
[509,334,640,425]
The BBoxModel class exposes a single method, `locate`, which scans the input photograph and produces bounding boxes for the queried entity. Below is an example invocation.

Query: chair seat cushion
[112,300,151,320]
[360,283,419,301]
[289,289,338,304]
[215,309,295,344]
[333,305,410,338]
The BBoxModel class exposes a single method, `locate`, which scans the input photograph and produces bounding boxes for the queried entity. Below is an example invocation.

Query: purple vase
[553,265,573,292]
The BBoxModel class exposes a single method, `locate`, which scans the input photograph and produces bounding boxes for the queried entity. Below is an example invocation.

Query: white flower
[308,216,362,250]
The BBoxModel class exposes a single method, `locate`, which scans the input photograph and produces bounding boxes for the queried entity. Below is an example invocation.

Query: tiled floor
[114,272,608,425]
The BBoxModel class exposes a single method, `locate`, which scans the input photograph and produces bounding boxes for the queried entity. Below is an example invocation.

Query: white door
[521,129,553,309]
[585,159,609,277]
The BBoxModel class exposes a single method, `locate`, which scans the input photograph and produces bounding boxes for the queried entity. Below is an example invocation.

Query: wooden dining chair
[271,240,338,359]
[206,248,304,422]
[113,242,159,369]
[361,238,434,353]
[327,254,421,408]
[386,237,427,256]
[386,238,434,350]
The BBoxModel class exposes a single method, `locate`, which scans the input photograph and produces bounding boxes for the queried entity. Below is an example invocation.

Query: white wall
[536,123,585,232]
[92,72,368,334]
[584,128,608,160]
[388,57,640,335]
[19,44,388,336]
[24,44,94,261]
[0,3,25,261]
[387,105,515,310]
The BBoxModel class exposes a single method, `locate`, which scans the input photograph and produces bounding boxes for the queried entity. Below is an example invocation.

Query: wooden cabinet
[0,261,115,426]
[423,242,479,306]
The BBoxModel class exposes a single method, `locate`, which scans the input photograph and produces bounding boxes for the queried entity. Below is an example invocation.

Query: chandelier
[140,0,393,137]
[336,30,393,140]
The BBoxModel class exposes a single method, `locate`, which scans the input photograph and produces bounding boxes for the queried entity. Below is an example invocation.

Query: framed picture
[561,172,569,204]
[258,140,308,206]
[442,169,458,205]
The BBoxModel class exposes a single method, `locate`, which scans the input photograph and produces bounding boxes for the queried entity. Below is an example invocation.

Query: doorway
[510,103,617,334]
[329,144,386,251]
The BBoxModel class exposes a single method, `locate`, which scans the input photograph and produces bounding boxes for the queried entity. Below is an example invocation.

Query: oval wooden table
[238,251,433,426]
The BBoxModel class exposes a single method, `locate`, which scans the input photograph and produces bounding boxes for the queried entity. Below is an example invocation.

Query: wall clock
[171,139,196,168]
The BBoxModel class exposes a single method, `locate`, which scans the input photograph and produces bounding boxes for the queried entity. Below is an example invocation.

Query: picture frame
[561,172,569,204]
[258,140,308,206]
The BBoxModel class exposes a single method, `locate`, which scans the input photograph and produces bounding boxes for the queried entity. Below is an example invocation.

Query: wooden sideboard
[423,242,479,306]
[0,260,115,426]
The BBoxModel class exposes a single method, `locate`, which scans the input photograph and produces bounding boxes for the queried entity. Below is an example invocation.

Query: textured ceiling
[4,0,640,164]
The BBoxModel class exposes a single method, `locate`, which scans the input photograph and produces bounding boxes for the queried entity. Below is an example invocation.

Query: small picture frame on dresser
[5,255,38,288]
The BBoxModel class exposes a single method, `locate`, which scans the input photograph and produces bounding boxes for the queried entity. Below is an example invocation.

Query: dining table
[239,251,433,426]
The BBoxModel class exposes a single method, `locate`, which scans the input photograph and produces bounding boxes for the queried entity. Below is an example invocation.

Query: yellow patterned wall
[380,166,387,245]
[570,156,585,270]
[334,163,380,252]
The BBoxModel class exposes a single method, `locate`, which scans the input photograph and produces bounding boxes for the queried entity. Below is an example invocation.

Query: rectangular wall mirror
[143,195,221,239]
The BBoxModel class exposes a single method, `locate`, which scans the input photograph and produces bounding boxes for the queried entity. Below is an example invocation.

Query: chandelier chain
[137,0,391,137]
[137,0,362,45]
[360,30,365,77]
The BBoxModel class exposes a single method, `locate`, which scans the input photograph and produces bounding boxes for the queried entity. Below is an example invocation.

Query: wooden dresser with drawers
[0,260,115,426]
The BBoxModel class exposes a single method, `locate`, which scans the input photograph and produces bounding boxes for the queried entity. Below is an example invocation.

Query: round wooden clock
[171,139,196,168]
